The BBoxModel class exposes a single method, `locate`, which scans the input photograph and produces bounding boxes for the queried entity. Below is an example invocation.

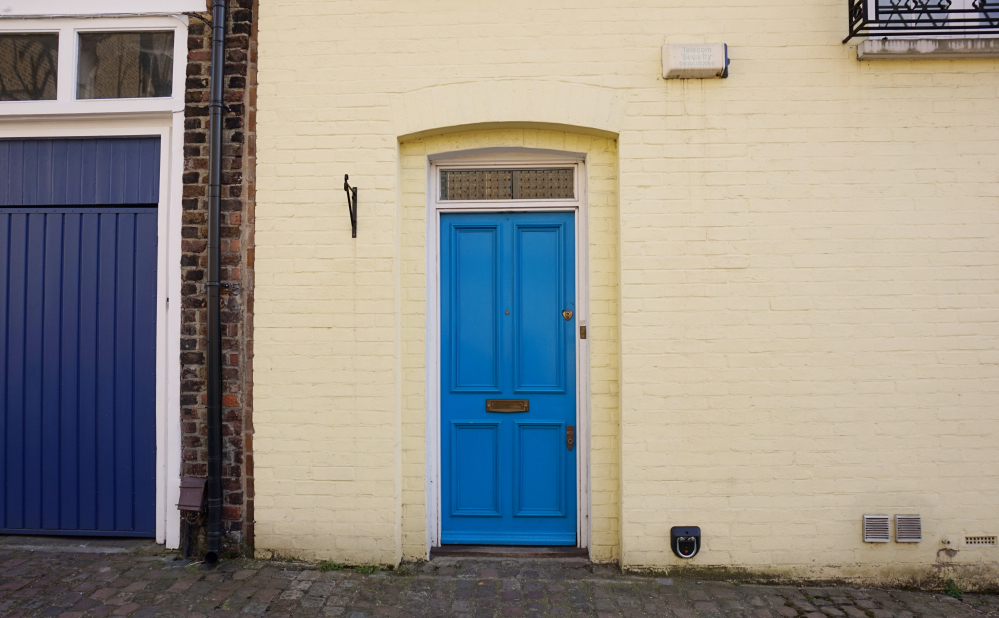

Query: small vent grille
[895,515,922,543]
[966,536,997,546]
[863,515,890,542]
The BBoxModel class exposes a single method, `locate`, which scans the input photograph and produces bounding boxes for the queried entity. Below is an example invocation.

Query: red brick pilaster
[181,0,256,556]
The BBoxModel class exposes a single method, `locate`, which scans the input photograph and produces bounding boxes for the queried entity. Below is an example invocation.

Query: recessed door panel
[450,226,500,392]
[515,225,565,392]
[440,211,576,546]
[450,423,500,516]
[514,423,565,517]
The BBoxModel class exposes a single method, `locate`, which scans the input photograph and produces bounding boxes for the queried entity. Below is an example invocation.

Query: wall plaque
[662,43,729,79]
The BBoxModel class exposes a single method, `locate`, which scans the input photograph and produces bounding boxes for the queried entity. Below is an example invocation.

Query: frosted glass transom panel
[440,168,574,201]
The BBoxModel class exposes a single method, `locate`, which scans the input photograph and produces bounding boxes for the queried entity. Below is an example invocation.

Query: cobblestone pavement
[1,541,997,618]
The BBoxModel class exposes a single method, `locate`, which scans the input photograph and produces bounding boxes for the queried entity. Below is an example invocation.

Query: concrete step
[430,545,589,559]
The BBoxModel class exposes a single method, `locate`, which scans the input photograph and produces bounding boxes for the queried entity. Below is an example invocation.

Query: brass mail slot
[486,399,529,413]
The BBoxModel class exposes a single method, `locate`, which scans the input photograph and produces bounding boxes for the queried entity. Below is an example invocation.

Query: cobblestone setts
[1,548,996,618]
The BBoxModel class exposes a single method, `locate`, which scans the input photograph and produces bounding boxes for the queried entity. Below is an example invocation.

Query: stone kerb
[391,80,627,141]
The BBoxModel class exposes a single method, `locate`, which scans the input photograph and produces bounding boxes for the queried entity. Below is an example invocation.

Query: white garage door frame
[0,14,191,549]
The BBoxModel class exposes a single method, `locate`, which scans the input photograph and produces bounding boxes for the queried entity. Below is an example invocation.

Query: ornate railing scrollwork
[845,0,999,41]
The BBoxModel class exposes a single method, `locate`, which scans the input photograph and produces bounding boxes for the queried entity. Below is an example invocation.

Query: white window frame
[1,1,205,18]
[0,16,188,115]
[0,13,190,549]
[425,148,592,556]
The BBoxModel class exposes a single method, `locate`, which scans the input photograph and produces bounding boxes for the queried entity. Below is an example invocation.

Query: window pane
[442,170,514,200]
[0,33,58,101]
[77,31,174,99]
[440,169,574,200]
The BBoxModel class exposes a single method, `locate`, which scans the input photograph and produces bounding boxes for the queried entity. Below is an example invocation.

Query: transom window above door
[440,168,575,201]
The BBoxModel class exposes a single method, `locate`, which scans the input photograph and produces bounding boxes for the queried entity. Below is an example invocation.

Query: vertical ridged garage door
[0,138,159,537]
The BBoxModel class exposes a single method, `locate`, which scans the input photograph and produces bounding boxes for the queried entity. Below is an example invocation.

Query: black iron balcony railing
[845,0,999,42]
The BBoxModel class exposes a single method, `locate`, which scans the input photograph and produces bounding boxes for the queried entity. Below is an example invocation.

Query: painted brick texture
[253,0,999,578]
[181,0,257,553]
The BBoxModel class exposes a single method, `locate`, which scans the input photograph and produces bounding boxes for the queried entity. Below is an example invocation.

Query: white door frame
[0,12,189,549]
[0,114,184,549]
[425,148,591,555]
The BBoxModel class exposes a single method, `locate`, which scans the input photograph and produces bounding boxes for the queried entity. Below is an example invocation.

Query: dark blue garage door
[0,138,159,537]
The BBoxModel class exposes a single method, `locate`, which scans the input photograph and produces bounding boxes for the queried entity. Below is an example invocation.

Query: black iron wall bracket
[344,174,358,238]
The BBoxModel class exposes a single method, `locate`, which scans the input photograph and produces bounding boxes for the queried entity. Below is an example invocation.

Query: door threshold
[431,545,588,559]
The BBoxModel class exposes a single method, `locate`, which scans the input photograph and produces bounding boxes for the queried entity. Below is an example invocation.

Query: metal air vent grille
[895,515,921,543]
[966,536,997,546]
[863,515,890,543]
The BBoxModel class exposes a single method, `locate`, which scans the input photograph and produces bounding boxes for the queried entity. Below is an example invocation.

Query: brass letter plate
[485,399,529,413]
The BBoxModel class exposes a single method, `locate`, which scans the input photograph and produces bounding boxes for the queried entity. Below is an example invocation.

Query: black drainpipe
[205,0,227,565]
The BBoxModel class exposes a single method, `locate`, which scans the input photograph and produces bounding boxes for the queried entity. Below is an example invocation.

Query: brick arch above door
[391,81,627,142]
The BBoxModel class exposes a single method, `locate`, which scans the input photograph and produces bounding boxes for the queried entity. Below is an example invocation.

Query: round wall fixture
[670,526,701,559]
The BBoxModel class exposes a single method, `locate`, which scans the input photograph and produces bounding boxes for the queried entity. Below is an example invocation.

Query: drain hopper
[178,476,207,512]
[895,515,922,543]
[863,515,890,542]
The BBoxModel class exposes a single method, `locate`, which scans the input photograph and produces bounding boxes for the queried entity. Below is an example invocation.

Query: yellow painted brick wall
[254,0,999,578]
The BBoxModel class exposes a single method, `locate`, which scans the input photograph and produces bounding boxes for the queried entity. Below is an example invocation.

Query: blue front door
[441,211,576,545]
